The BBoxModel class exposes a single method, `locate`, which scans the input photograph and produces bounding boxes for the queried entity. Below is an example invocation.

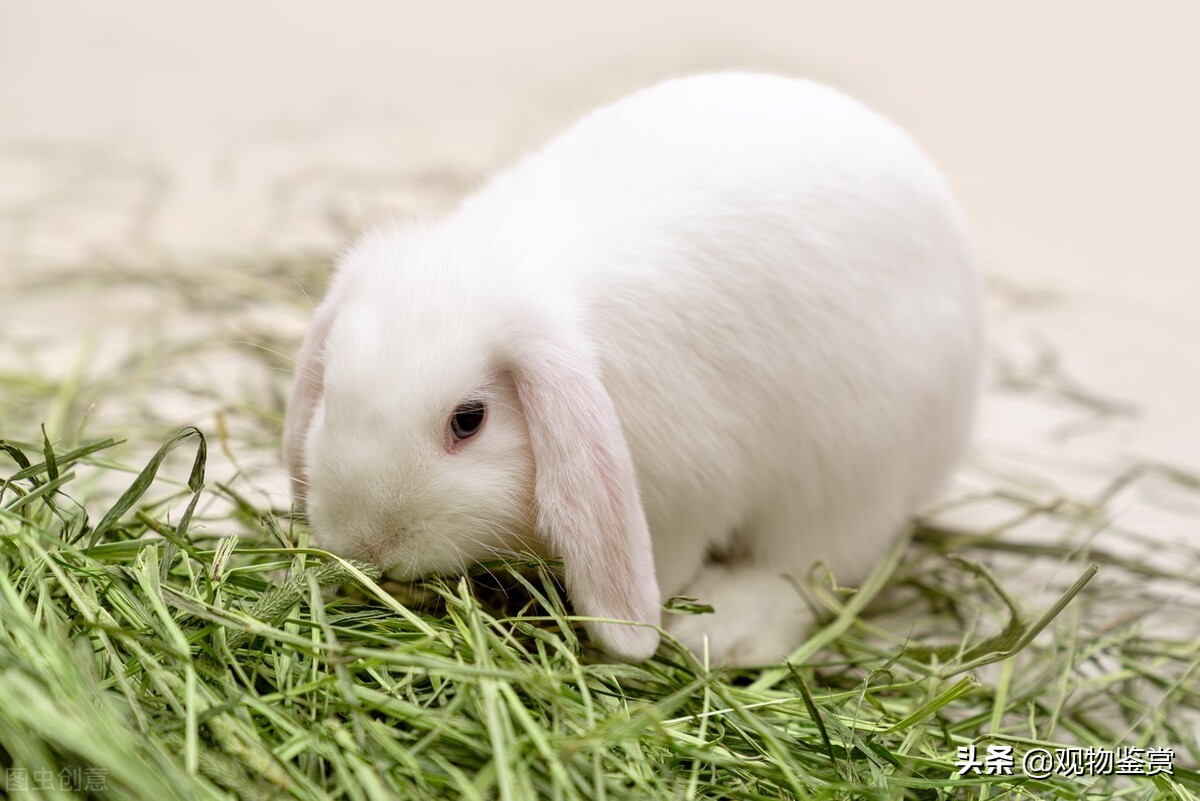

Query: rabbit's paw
[663,564,813,668]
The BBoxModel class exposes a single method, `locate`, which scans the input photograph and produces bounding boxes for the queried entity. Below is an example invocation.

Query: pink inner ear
[511,339,661,662]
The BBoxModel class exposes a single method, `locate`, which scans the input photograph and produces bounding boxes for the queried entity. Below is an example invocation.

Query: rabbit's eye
[449,400,486,442]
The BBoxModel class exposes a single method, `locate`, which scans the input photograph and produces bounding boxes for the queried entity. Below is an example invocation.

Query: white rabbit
[283,72,981,666]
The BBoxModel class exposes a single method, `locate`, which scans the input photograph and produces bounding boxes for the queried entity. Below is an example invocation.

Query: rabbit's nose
[354,535,389,566]
[358,542,381,564]
[347,517,404,566]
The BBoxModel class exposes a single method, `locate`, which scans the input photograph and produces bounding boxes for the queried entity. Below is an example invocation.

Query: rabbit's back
[454,72,981,592]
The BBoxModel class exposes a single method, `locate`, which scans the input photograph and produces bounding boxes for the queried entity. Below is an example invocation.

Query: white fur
[283,72,982,666]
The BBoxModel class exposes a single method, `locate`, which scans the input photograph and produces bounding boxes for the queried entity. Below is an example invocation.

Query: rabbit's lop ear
[283,303,336,512]
[509,324,662,662]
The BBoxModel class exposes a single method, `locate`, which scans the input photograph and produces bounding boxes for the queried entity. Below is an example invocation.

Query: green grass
[2,258,1199,799]
[1,430,1197,800]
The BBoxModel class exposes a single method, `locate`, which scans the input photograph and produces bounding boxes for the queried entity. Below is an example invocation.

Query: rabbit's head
[283,229,661,660]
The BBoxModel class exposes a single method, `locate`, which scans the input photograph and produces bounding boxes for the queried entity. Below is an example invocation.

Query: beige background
[2,3,1198,553]
[5,2,1198,314]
